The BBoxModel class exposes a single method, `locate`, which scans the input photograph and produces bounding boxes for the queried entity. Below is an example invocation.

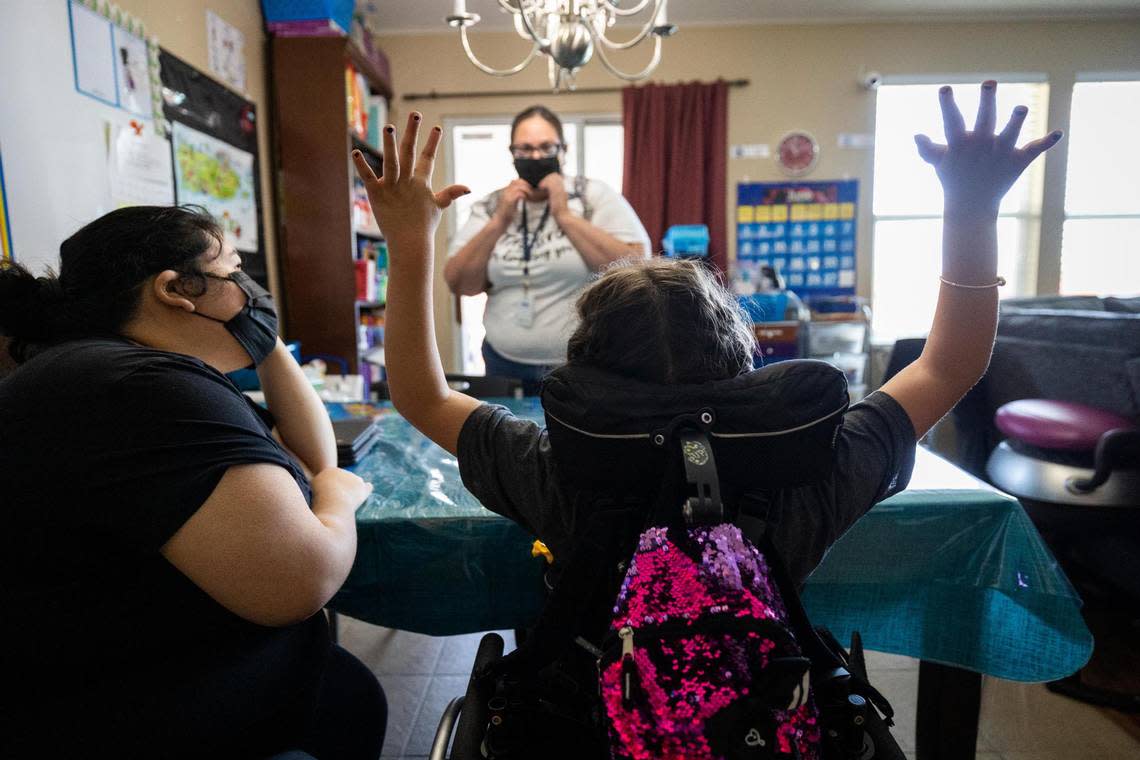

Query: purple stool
[988,399,1139,507]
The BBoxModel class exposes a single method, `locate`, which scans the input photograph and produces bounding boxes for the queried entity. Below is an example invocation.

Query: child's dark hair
[511,105,565,144]
[567,258,756,384]
[0,205,222,363]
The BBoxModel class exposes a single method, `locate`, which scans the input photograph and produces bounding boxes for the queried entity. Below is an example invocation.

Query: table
[328,400,1092,759]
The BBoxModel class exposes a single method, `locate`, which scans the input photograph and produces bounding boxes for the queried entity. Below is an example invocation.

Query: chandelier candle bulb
[656,2,667,26]
[452,0,465,16]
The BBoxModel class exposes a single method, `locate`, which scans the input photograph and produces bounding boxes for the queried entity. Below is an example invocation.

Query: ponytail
[0,205,222,364]
[0,262,78,363]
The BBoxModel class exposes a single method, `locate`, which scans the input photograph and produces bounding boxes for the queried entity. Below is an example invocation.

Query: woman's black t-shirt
[0,338,329,755]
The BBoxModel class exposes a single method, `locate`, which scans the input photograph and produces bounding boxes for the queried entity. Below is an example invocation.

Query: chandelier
[446,1,677,91]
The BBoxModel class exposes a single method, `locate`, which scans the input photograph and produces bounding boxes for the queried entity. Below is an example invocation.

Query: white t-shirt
[449,176,651,365]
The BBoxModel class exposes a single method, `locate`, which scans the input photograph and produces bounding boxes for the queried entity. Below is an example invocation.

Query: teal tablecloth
[327,401,1092,683]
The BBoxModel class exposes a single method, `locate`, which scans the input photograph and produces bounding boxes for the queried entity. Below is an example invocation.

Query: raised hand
[352,112,470,245]
[915,81,1062,215]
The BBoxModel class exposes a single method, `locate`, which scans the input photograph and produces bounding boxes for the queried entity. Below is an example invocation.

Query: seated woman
[0,206,385,758]
[444,105,650,393]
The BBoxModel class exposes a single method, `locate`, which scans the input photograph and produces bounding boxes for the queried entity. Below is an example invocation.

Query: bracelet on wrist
[939,275,1006,289]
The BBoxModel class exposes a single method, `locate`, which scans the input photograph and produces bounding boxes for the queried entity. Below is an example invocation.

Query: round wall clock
[777,131,820,177]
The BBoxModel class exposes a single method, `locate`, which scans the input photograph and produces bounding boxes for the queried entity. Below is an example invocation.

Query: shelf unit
[269,35,392,383]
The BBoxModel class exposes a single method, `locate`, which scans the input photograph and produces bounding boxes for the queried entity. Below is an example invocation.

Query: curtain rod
[402,79,750,102]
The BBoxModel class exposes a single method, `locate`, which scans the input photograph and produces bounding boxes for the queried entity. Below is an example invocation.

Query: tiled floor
[337,615,1140,760]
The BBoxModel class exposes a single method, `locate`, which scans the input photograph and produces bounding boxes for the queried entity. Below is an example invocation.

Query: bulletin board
[0,1,265,287]
[160,50,268,288]
[736,180,859,299]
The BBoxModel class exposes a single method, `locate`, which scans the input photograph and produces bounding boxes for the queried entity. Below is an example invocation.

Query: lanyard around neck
[519,201,551,292]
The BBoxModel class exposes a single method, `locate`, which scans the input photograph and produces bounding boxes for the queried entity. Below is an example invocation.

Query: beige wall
[115,0,278,302]
[377,19,1140,369]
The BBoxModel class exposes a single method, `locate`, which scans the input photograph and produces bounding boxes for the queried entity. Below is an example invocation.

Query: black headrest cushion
[541,360,849,494]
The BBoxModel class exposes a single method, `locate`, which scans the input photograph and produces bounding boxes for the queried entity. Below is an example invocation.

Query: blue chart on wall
[736,180,859,299]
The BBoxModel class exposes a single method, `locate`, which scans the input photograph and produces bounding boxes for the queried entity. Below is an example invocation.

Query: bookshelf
[269,35,392,385]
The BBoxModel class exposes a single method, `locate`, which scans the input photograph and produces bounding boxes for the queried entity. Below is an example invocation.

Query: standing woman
[0,206,385,758]
[444,105,650,393]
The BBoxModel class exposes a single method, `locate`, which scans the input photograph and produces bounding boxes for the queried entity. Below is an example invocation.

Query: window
[870,81,1050,342]
[1060,79,1140,296]
[447,115,624,373]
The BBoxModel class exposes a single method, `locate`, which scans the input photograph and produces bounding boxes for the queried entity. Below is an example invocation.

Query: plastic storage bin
[261,0,354,34]
[662,225,710,258]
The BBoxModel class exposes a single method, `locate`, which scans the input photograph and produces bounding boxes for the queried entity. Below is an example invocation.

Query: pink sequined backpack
[595,423,821,759]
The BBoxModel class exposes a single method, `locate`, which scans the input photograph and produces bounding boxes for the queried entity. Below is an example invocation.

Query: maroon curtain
[621,80,728,272]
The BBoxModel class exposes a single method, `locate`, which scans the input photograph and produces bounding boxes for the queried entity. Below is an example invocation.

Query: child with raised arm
[354,83,1060,585]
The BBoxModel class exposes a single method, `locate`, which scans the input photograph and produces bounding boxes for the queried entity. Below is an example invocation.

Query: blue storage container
[662,224,710,258]
[737,293,789,323]
[260,0,354,33]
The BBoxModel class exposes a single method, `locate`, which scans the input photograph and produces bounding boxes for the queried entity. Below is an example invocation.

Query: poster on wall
[112,24,152,116]
[206,10,246,92]
[736,180,859,299]
[107,120,175,209]
[0,148,12,262]
[68,0,118,105]
[172,120,259,253]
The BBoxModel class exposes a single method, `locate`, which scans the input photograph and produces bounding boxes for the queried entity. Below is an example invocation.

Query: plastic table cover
[326,401,1091,682]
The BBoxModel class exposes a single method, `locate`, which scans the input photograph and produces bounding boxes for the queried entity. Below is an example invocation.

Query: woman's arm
[539,173,645,270]
[162,464,371,626]
[256,338,337,475]
[442,179,531,295]
[880,82,1062,438]
[354,115,481,455]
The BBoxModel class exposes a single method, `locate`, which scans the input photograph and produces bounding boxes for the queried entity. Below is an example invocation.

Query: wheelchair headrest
[541,360,849,494]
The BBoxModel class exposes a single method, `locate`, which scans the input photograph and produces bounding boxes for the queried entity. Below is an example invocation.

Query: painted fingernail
[1014,106,1028,115]
[385,126,394,134]
[433,126,442,133]
[413,113,421,121]
[939,86,951,95]
[1052,130,1063,140]
[983,81,996,89]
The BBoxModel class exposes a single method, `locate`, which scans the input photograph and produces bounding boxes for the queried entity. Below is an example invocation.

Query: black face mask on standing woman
[193,271,280,367]
[514,155,561,189]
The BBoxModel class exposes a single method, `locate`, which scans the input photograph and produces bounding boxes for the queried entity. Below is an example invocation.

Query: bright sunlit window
[871,81,1050,342]
[448,116,624,373]
[1060,79,1140,296]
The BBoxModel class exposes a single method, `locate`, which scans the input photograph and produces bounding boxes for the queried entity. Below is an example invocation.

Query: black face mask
[194,271,279,367]
[514,155,561,189]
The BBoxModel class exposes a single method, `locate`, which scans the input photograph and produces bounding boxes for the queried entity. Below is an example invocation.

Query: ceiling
[362,0,1140,34]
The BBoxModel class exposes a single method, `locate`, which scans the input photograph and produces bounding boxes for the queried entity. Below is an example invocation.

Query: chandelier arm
[497,0,542,14]
[592,0,663,50]
[516,3,551,49]
[591,32,662,81]
[459,26,539,76]
[597,0,655,16]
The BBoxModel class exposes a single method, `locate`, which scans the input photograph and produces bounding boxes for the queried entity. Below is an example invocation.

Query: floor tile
[375,674,430,758]
[405,675,471,756]
[979,678,1140,759]
[864,648,920,672]
[339,618,445,676]
[870,669,919,752]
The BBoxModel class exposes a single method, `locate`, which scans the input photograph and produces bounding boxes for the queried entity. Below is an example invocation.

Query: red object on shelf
[354,258,375,302]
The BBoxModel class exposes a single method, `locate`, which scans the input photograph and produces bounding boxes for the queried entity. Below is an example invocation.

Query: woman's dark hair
[510,105,565,144]
[0,205,222,362]
[567,258,756,384]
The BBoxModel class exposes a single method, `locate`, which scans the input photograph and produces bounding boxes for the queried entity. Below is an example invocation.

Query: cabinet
[269,35,391,384]
[805,297,871,402]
